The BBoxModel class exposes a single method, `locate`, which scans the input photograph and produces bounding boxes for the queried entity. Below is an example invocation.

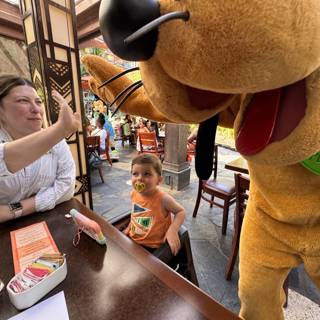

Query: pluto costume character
[82,1,320,319]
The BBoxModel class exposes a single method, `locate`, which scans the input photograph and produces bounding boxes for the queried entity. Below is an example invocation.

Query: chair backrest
[138,131,160,153]
[86,135,100,147]
[234,173,250,218]
[86,135,101,155]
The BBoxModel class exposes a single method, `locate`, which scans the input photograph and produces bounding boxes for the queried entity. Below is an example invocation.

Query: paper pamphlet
[10,221,59,274]
[8,291,69,320]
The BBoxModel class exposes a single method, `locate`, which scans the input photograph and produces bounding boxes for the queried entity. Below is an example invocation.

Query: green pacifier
[300,151,320,175]
[135,182,146,193]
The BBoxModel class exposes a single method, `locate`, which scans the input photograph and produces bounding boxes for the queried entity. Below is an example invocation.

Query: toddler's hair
[131,154,162,176]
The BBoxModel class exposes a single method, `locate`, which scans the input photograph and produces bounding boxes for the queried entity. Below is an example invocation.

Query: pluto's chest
[248,162,320,222]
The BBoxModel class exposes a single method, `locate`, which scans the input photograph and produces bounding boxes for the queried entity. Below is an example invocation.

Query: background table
[0,199,240,320]
[225,157,249,175]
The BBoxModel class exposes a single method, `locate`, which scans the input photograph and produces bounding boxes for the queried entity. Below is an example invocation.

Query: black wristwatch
[9,202,23,219]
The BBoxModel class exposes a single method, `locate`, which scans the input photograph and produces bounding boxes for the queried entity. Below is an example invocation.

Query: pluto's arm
[81,54,171,122]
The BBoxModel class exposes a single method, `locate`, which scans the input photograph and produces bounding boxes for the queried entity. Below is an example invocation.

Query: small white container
[6,259,67,310]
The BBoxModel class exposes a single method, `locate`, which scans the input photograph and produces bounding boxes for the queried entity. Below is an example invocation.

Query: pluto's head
[86,1,320,174]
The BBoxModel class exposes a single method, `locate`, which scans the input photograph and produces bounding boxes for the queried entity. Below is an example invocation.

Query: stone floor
[90,142,320,319]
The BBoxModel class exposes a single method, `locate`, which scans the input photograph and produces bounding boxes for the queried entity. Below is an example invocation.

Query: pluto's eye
[99,0,189,61]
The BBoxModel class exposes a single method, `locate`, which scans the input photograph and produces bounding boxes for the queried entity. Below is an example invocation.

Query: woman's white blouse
[0,129,76,212]
[92,128,107,150]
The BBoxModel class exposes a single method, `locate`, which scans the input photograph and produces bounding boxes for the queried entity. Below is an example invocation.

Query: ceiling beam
[76,0,100,15]
[0,1,24,41]
[76,0,101,43]
[79,37,107,49]
[0,0,102,45]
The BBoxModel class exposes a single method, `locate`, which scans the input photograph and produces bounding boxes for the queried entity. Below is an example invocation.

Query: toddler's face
[131,164,162,194]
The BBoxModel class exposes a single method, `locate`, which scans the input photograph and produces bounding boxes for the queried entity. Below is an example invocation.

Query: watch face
[10,202,22,211]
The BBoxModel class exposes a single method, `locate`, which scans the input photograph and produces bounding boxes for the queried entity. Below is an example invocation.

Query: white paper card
[8,291,69,320]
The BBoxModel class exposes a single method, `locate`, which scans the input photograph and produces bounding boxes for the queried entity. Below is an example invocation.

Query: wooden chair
[225,173,250,280]
[138,131,164,160]
[192,145,236,235]
[86,135,104,183]
[224,173,289,306]
[109,212,199,286]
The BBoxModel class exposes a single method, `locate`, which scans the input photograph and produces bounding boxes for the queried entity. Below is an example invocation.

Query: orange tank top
[128,189,172,248]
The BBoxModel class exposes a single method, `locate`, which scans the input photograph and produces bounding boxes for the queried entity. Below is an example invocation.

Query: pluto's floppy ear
[195,114,220,180]
[81,54,171,122]
[195,94,243,180]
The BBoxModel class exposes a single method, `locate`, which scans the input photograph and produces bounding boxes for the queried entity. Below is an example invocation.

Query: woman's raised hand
[52,90,81,137]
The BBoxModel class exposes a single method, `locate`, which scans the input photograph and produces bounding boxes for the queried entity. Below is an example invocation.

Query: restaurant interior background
[0,1,319,319]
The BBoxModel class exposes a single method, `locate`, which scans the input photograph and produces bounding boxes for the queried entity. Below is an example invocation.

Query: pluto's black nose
[99,0,160,61]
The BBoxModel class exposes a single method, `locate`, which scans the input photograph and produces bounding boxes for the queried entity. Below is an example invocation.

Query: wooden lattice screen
[20,0,92,208]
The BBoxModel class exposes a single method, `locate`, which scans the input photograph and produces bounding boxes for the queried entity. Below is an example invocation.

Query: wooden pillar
[162,124,191,190]
[20,0,92,208]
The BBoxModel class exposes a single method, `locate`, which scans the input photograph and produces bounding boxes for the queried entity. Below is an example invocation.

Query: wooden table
[225,157,249,175]
[0,199,240,320]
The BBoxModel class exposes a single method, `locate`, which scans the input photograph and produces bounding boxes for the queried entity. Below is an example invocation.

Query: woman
[92,113,107,153]
[0,74,80,223]
[85,116,93,137]
[146,120,154,132]
[135,118,150,151]
[103,114,116,151]
[136,118,150,134]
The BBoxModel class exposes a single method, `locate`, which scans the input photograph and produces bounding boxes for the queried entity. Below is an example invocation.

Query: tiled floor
[90,142,320,319]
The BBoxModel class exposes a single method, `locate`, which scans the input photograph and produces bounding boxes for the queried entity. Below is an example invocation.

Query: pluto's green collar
[300,151,320,175]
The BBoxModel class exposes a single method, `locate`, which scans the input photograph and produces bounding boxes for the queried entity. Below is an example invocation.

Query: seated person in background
[123,154,186,257]
[187,126,198,144]
[121,122,131,136]
[123,114,133,127]
[136,118,151,151]
[146,120,155,132]
[85,116,93,136]
[157,122,166,137]
[0,74,79,223]
[92,113,107,154]
[121,114,136,146]
[186,126,198,157]
[136,117,150,134]
[103,115,116,152]
[130,115,137,130]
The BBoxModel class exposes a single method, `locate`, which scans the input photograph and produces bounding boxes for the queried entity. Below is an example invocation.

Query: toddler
[124,154,185,256]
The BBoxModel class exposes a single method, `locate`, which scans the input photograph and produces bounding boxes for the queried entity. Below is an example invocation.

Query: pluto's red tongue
[236,88,281,156]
